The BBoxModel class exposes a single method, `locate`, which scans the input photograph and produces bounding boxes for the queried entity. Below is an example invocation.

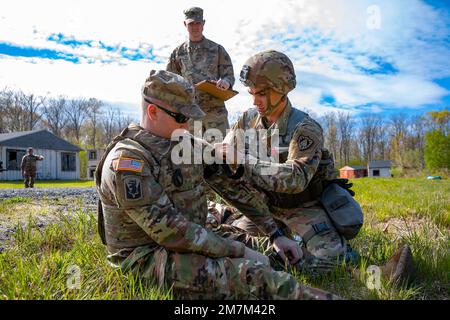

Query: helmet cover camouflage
[142,70,205,120]
[239,50,296,94]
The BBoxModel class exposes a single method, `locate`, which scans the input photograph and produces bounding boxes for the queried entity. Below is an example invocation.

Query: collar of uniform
[127,125,173,157]
[254,99,292,136]
[187,36,207,49]
[275,99,292,136]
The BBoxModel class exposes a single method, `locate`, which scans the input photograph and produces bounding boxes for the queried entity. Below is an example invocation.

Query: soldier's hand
[214,143,245,165]
[331,178,355,196]
[216,78,230,91]
[214,143,236,163]
[243,247,270,266]
[273,236,303,265]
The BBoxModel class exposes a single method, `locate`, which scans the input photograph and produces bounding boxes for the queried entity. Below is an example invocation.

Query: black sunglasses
[143,97,190,123]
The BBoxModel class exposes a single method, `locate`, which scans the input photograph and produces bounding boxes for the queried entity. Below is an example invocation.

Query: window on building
[89,151,97,160]
[6,149,26,170]
[61,153,76,172]
[373,169,380,177]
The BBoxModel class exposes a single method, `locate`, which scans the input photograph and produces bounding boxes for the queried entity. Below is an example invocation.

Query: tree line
[1,87,448,173]
[320,109,449,172]
[0,88,137,149]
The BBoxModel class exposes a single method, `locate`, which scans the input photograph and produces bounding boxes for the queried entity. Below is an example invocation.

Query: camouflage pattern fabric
[166,37,234,136]
[96,123,339,299]
[142,70,205,120]
[239,50,296,95]
[215,100,348,274]
[120,246,338,300]
[21,154,43,188]
[183,7,204,23]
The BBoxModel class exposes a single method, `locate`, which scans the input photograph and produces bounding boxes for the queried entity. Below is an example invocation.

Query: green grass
[0,207,171,300]
[0,178,448,300]
[0,180,95,188]
[352,177,450,227]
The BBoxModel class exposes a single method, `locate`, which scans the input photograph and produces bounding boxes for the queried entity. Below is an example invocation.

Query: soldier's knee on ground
[305,228,346,260]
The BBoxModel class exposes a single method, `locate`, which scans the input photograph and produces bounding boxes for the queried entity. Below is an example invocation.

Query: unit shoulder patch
[123,176,143,201]
[297,135,314,151]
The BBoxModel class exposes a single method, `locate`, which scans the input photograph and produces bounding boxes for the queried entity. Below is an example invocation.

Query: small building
[339,165,367,179]
[0,130,82,180]
[86,148,105,180]
[368,160,392,178]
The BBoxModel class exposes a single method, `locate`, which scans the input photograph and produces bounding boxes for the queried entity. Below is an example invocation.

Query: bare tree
[18,92,44,130]
[101,105,119,145]
[390,113,408,138]
[359,113,383,163]
[0,88,9,133]
[3,89,28,131]
[337,111,354,165]
[86,98,103,148]
[322,112,340,165]
[66,98,89,144]
[42,96,68,137]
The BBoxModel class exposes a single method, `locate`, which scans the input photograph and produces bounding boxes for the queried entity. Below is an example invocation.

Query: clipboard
[195,80,239,101]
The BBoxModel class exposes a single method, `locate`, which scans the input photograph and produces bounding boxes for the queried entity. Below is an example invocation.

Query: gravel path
[0,187,99,253]
[0,187,98,204]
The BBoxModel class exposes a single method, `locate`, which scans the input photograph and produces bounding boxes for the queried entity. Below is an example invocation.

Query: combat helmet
[239,50,296,95]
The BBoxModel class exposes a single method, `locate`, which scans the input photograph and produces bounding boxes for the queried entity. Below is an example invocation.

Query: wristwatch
[269,228,285,243]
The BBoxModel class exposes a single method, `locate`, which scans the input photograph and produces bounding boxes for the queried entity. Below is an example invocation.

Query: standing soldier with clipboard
[166,7,235,140]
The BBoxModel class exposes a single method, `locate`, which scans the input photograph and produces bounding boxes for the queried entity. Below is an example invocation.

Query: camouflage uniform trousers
[117,224,339,300]
[23,170,37,188]
[208,201,348,275]
[189,105,230,142]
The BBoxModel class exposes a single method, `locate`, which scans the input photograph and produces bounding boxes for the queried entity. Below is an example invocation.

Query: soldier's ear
[146,104,158,120]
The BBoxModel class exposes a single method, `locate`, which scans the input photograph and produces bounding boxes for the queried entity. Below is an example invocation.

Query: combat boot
[380,245,414,284]
[352,245,414,284]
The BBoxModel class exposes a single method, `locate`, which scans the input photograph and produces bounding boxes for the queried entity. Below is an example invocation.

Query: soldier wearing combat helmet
[214,50,413,282]
[95,69,340,299]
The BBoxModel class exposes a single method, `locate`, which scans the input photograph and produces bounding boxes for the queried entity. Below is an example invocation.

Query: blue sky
[0,0,449,121]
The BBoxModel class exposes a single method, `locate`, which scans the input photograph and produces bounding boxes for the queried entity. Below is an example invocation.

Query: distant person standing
[21,147,44,188]
[166,6,235,138]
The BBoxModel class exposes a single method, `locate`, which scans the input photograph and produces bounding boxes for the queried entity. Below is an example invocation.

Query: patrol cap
[184,7,204,23]
[142,70,205,120]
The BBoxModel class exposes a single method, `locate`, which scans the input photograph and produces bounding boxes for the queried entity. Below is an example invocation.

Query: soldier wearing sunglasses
[94,69,339,300]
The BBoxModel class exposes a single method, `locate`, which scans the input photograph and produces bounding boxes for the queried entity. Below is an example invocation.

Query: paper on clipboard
[195,80,239,101]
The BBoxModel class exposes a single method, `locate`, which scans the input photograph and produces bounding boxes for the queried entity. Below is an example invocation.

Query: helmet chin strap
[261,88,286,117]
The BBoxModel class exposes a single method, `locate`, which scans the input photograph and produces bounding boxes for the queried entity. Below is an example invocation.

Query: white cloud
[0,0,449,121]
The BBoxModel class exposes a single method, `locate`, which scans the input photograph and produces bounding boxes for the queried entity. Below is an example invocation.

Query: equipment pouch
[320,183,363,240]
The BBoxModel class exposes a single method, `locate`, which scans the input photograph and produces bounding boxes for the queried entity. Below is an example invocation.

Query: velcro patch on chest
[113,157,144,173]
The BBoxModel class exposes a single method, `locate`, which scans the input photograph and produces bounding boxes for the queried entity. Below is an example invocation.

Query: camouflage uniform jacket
[95,124,278,264]
[166,37,235,107]
[21,154,43,174]
[228,100,338,210]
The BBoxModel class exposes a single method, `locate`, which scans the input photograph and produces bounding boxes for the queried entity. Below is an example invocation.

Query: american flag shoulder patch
[113,157,144,173]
